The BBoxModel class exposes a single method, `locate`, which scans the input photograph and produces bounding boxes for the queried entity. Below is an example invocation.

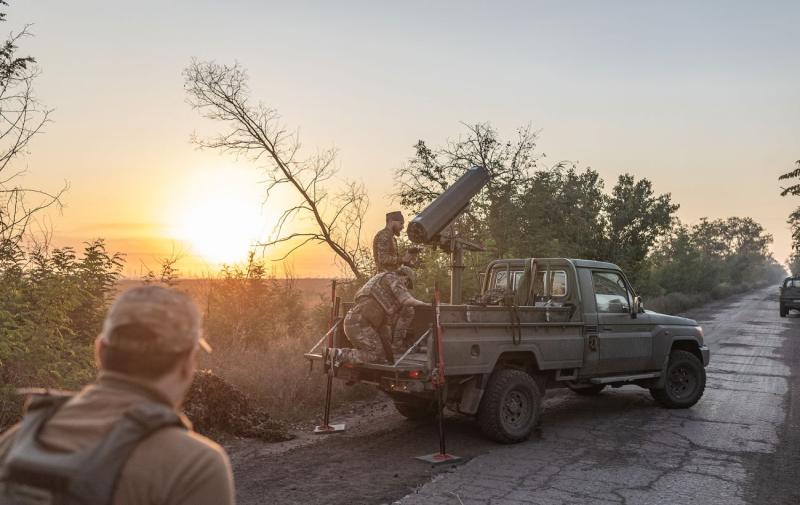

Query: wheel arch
[670,338,703,363]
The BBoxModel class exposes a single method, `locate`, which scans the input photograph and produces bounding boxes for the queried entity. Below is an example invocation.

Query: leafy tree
[779,161,800,272]
[603,174,678,282]
[512,164,606,260]
[778,160,800,197]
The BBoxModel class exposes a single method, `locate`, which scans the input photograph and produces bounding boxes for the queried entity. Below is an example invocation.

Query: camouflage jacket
[355,271,414,319]
[373,228,401,272]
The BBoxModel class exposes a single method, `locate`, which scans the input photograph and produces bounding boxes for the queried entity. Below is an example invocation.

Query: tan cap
[99,285,211,354]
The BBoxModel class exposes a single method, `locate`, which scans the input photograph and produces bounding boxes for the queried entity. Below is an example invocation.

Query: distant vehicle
[779,276,800,317]
[307,258,710,444]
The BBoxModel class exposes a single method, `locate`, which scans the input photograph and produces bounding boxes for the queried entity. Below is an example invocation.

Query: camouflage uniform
[341,271,417,365]
[373,227,402,272]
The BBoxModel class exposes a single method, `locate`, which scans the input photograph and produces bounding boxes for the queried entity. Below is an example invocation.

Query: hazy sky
[9,1,800,277]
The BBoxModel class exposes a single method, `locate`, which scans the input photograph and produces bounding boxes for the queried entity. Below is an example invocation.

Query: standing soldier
[0,286,235,505]
[338,266,427,365]
[373,211,413,272]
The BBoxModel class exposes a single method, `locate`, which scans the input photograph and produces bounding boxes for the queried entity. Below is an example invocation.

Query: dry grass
[171,261,374,423]
[196,331,375,422]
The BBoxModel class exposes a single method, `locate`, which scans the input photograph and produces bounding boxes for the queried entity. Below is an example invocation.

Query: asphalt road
[399,287,799,505]
[229,287,799,505]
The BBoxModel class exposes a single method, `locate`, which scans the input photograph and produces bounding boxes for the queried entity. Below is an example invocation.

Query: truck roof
[491,258,622,271]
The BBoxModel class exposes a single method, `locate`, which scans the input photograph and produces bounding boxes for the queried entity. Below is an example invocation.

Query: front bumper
[700,345,711,366]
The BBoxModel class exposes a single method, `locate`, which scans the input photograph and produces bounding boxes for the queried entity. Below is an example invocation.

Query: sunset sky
[9,1,800,277]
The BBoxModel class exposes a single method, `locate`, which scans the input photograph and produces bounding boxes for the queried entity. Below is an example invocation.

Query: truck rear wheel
[478,369,542,444]
[650,350,706,409]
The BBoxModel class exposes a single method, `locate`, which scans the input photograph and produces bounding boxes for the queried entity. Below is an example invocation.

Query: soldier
[339,266,428,365]
[373,210,414,272]
[0,286,235,505]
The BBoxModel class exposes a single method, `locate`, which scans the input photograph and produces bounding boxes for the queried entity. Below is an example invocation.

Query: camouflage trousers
[341,306,415,365]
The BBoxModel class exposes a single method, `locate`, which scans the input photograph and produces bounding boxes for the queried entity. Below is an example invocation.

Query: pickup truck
[780,276,800,317]
[306,258,710,443]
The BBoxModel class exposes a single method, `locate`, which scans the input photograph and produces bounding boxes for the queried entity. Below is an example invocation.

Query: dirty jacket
[0,371,235,505]
[372,228,401,272]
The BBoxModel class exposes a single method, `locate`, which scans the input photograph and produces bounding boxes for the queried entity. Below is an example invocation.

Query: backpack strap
[2,398,185,505]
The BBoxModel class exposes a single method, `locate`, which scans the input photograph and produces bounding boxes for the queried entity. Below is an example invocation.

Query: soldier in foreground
[373,210,415,272]
[339,266,428,365]
[0,286,235,505]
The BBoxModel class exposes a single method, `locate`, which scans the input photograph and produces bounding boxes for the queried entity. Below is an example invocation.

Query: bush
[0,239,123,430]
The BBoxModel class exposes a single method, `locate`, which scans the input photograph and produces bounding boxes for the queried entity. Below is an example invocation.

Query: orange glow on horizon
[168,168,273,266]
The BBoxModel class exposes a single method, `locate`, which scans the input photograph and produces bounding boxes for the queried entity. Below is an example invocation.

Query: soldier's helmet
[396,265,415,288]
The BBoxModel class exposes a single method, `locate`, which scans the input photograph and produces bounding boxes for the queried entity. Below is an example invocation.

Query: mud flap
[458,375,486,415]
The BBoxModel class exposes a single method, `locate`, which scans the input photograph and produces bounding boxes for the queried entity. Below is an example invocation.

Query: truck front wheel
[650,350,706,409]
[478,369,542,444]
[780,305,787,317]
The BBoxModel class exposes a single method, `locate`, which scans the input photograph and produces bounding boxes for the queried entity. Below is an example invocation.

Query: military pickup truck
[780,276,800,317]
[307,258,710,444]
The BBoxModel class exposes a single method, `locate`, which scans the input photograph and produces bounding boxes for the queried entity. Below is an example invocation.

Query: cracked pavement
[398,288,798,505]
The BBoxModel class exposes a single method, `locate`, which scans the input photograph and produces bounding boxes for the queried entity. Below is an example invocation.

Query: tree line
[395,123,786,306]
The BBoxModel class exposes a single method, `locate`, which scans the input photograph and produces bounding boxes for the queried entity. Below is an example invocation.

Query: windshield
[784,278,800,289]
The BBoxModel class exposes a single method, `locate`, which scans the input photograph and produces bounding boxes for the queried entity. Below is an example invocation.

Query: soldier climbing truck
[306,167,710,444]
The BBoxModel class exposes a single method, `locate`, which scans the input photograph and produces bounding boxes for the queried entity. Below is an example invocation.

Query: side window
[531,270,568,300]
[512,271,523,291]
[592,271,631,313]
[551,271,567,297]
[491,269,523,291]
[492,269,508,291]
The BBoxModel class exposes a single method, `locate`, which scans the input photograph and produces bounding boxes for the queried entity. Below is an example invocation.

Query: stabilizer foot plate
[415,453,461,464]
[313,423,346,434]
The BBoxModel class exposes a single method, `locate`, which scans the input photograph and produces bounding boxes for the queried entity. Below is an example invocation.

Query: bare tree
[184,60,370,279]
[0,5,63,245]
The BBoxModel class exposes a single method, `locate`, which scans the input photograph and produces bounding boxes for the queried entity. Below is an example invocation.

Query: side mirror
[632,296,643,318]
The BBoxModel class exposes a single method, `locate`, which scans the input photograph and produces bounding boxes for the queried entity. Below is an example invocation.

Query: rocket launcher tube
[406,165,490,244]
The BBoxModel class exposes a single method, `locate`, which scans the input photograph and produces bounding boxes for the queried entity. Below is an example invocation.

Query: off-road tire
[391,396,438,421]
[567,383,606,396]
[650,350,706,409]
[780,305,787,318]
[477,368,542,444]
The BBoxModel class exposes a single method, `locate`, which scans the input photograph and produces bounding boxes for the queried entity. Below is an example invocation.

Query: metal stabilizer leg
[314,283,346,434]
[416,284,460,464]
[314,348,345,434]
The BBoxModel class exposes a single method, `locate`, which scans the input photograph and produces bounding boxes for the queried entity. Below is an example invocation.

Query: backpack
[0,393,185,505]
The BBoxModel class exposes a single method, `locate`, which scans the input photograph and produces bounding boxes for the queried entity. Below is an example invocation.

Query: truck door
[589,270,653,375]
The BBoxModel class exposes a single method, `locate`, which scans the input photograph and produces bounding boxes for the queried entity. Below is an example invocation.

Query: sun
[170,169,270,265]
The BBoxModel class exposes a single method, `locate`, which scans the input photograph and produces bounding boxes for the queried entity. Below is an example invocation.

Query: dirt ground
[221,397,495,505]
[223,288,800,505]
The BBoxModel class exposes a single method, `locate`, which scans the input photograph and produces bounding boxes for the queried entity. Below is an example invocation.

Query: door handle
[601,326,614,331]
